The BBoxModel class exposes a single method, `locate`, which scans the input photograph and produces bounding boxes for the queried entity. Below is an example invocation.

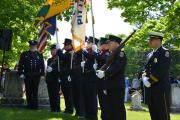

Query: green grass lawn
[0,103,180,120]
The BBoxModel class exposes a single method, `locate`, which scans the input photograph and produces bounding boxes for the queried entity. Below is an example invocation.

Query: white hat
[149,31,164,39]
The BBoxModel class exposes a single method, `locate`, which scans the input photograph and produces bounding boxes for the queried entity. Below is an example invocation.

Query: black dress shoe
[75,114,85,117]
[63,110,73,115]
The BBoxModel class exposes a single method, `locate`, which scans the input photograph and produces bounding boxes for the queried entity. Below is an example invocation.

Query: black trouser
[106,88,126,120]
[98,88,108,120]
[83,72,98,120]
[47,82,60,112]
[71,71,85,116]
[147,89,171,120]
[61,76,74,113]
[24,75,40,109]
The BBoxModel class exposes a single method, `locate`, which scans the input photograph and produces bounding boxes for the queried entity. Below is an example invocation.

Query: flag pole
[82,1,87,73]
[55,21,59,44]
[70,51,74,70]
[90,0,97,65]
[56,29,59,44]
[55,17,60,73]
[90,0,95,43]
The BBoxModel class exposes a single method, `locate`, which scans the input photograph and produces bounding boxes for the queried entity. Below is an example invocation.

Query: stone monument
[129,90,144,111]
[38,78,49,107]
[0,71,50,108]
[1,71,24,106]
[171,84,180,113]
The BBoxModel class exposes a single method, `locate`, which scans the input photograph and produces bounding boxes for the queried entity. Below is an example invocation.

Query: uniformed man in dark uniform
[95,37,110,120]
[81,36,98,120]
[71,49,85,118]
[60,38,74,114]
[46,44,61,112]
[96,35,127,120]
[142,31,171,120]
[18,40,45,109]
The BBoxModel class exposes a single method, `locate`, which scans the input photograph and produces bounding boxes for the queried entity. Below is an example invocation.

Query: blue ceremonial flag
[44,15,57,35]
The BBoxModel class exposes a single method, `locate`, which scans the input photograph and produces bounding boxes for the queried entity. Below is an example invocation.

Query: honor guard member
[95,37,110,120]
[81,36,98,120]
[71,49,85,117]
[61,38,74,114]
[70,36,90,118]
[96,35,127,120]
[46,44,61,112]
[142,31,171,120]
[18,40,45,109]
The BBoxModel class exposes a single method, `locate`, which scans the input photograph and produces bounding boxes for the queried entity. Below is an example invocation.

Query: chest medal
[165,51,169,57]
[154,58,158,63]
[119,52,124,57]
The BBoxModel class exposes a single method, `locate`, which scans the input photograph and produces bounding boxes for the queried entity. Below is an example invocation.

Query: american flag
[37,16,56,53]
[37,24,48,53]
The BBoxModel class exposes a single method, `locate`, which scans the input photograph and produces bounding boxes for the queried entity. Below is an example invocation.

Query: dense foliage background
[107,0,180,78]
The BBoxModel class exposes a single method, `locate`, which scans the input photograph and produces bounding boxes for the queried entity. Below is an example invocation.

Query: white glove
[40,76,45,81]
[96,70,105,79]
[82,48,88,53]
[103,90,107,95]
[142,72,147,78]
[69,50,74,55]
[81,61,85,68]
[142,77,151,88]
[46,66,53,73]
[92,44,97,53]
[56,44,61,49]
[19,74,25,79]
[93,63,98,70]
[68,75,71,82]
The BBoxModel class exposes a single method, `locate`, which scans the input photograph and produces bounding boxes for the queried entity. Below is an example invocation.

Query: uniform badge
[119,52,124,57]
[154,58,158,63]
[103,90,107,95]
[165,51,169,57]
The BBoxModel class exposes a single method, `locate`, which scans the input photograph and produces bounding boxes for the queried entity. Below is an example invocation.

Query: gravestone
[171,84,180,113]
[129,91,144,111]
[0,71,24,106]
[0,71,50,107]
[38,78,49,107]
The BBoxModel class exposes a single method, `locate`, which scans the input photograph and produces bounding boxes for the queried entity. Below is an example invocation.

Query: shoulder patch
[119,52,124,57]
[165,51,169,57]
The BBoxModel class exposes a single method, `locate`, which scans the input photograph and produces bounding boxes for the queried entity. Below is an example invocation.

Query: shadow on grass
[1,104,180,120]
[0,106,79,120]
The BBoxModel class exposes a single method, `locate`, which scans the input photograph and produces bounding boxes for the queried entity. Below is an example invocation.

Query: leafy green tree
[107,0,177,23]
[107,0,180,45]
[0,0,41,67]
[107,0,180,77]
[0,0,72,67]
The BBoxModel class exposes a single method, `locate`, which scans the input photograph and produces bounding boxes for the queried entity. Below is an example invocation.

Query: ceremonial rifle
[100,30,137,71]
